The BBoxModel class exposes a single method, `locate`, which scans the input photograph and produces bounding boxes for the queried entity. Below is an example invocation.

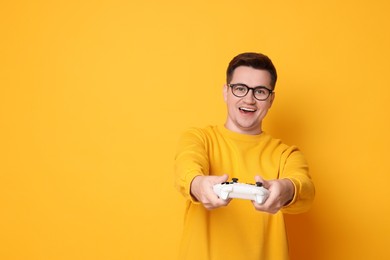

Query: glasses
[228,83,273,101]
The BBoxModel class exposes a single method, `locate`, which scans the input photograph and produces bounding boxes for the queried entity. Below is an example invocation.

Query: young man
[174,52,315,260]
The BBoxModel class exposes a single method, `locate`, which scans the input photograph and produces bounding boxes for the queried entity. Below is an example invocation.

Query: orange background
[1,1,389,259]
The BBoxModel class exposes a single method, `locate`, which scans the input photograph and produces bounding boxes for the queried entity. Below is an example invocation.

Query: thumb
[217,174,229,183]
[255,175,269,188]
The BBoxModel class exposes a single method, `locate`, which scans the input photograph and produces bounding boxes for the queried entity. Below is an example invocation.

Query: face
[223,66,275,135]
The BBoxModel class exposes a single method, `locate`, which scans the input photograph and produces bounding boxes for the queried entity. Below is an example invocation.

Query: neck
[224,122,262,135]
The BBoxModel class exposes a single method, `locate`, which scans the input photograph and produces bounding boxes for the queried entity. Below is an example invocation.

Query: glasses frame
[228,83,274,101]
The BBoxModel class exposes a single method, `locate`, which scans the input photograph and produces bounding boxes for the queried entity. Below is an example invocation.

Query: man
[174,52,315,259]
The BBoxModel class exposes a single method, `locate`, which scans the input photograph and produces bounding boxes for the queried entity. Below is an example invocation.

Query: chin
[238,120,260,129]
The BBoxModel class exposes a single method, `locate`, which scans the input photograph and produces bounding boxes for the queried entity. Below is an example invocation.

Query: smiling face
[223,66,275,135]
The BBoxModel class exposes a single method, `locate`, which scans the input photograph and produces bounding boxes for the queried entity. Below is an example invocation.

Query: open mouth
[239,107,257,113]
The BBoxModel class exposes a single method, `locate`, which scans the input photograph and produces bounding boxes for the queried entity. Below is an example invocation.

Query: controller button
[256,182,263,187]
[232,178,238,183]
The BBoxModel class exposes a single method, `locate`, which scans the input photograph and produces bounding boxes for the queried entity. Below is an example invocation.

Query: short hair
[226,52,277,89]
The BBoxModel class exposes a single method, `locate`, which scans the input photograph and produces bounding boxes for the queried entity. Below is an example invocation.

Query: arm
[174,128,231,209]
[253,147,315,214]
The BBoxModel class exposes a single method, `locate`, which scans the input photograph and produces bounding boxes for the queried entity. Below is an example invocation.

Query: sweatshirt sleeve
[174,128,210,202]
[279,147,315,214]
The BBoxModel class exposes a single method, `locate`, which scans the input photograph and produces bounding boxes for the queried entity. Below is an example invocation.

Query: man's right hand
[190,174,231,210]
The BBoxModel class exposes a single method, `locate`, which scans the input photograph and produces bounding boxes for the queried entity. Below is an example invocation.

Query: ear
[223,84,228,102]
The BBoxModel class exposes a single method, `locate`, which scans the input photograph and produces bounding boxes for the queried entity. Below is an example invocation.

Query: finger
[206,179,228,202]
[255,175,271,189]
[252,200,279,214]
[251,181,278,212]
[205,195,231,210]
[216,174,229,184]
[207,187,221,202]
[254,175,264,182]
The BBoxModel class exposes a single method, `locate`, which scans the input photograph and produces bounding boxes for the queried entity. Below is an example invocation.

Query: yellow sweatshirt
[175,125,315,260]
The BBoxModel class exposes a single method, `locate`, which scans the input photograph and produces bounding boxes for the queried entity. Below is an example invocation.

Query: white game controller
[213,178,270,204]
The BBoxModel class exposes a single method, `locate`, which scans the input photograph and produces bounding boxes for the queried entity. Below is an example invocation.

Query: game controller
[213,178,270,204]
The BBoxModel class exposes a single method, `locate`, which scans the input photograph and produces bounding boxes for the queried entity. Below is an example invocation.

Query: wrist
[282,178,295,206]
[190,175,202,202]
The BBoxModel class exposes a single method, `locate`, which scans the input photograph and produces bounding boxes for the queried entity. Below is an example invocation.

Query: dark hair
[226,52,277,88]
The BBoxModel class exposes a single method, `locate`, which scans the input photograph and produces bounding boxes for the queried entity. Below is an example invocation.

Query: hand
[190,174,231,210]
[252,175,295,214]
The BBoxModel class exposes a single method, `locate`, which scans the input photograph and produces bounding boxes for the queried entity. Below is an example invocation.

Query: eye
[235,86,246,92]
[254,88,267,95]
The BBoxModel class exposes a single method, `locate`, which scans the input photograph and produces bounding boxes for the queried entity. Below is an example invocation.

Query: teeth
[240,107,256,112]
